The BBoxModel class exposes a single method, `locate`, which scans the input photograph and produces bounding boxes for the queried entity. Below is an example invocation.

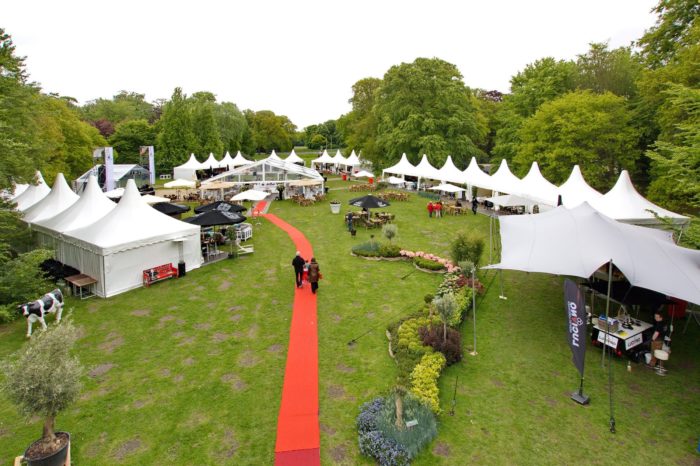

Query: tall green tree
[190,91,223,157]
[80,91,155,127]
[514,90,640,190]
[109,119,156,164]
[637,0,700,68]
[338,77,382,159]
[576,43,642,98]
[245,110,296,153]
[217,102,247,153]
[156,87,196,171]
[374,57,485,169]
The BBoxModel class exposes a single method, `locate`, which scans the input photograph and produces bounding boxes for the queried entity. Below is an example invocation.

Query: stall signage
[564,279,586,377]
[597,331,618,349]
[625,333,643,350]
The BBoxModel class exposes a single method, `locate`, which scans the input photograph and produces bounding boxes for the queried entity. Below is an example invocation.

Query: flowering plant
[399,250,460,273]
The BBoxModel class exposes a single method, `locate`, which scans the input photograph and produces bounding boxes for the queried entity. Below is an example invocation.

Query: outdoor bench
[143,263,178,287]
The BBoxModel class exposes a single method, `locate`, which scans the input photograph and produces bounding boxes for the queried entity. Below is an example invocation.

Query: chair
[235,238,254,255]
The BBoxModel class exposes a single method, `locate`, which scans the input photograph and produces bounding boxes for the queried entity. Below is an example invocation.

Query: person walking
[292,251,305,288]
[308,257,321,294]
[345,211,354,231]
[471,197,478,215]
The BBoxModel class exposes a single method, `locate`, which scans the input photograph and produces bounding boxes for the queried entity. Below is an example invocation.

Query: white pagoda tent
[557,165,603,209]
[219,152,235,170]
[437,156,465,185]
[590,170,689,225]
[414,154,441,188]
[463,157,493,194]
[173,154,204,181]
[330,150,347,168]
[285,149,305,165]
[518,162,559,206]
[32,175,116,258]
[22,173,79,224]
[382,153,418,179]
[231,151,252,167]
[344,150,361,171]
[486,159,522,194]
[14,171,51,212]
[201,153,221,170]
[268,150,282,161]
[10,183,29,199]
[61,179,202,297]
[311,150,334,170]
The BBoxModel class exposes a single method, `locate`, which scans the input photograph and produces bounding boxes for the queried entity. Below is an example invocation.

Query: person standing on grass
[345,211,354,231]
[435,201,442,218]
[292,251,305,288]
[427,201,434,218]
[308,257,321,294]
[647,311,669,370]
[472,197,478,215]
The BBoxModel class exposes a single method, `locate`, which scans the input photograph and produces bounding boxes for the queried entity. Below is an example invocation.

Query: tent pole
[489,214,493,265]
[470,266,478,356]
[602,260,613,366]
[498,269,507,300]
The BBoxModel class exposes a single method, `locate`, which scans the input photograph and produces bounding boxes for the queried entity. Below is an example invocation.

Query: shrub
[357,397,410,466]
[0,249,53,321]
[357,397,384,434]
[413,257,446,271]
[375,392,438,460]
[433,293,457,341]
[419,325,463,366]
[450,232,485,267]
[382,223,398,242]
[352,240,381,257]
[410,352,446,414]
[397,316,435,355]
[378,243,402,257]
[435,272,465,297]
[423,293,434,304]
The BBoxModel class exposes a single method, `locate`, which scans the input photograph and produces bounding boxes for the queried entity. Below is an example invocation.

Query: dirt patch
[365,312,375,319]
[172,331,186,339]
[195,285,206,292]
[84,432,108,458]
[182,357,195,366]
[320,423,336,435]
[168,305,179,311]
[246,323,259,339]
[173,374,184,383]
[330,443,347,462]
[221,373,247,391]
[544,396,558,408]
[551,370,561,377]
[0,428,10,438]
[491,378,505,388]
[267,344,284,353]
[87,304,100,314]
[176,319,185,325]
[160,368,171,377]
[182,411,210,429]
[218,280,233,291]
[133,399,148,409]
[332,314,342,324]
[628,383,643,393]
[230,314,243,322]
[640,410,651,419]
[228,305,243,312]
[271,299,279,305]
[130,309,150,317]
[216,430,239,460]
[327,385,347,400]
[433,441,451,457]
[195,322,212,330]
[89,363,114,378]
[178,336,196,346]
[99,332,124,354]
[237,350,260,368]
[336,363,356,373]
[206,302,216,309]
[113,438,142,461]
[212,332,231,342]
[156,315,177,329]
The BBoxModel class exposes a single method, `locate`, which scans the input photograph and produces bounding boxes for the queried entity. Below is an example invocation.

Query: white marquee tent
[382,153,418,179]
[219,152,236,170]
[485,159,522,194]
[556,165,603,209]
[22,173,79,224]
[330,150,347,167]
[164,179,197,189]
[518,162,559,206]
[231,151,252,167]
[285,149,305,165]
[11,183,29,199]
[429,183,466,193]
[437,156,465,185]
[61,180,202,297]
[268,150,282,161]
[344,150,361,170]
[589,170,689,225]
[414,155,441,187]
[14,171,51,211]
[311,149,334,170]
[173,154,204,181]
[463,157,493,193]
[202,153,222,170]
[485,202,700,305]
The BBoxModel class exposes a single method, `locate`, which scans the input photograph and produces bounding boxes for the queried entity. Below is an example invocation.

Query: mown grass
[1,177,698,465]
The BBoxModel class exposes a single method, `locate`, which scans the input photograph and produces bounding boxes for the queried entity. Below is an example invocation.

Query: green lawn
[1,178,698,465]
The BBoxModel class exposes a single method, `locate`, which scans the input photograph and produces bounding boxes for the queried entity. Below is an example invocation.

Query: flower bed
[400,250,459,273]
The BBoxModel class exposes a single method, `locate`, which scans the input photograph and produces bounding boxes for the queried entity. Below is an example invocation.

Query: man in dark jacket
[292,251,305,288]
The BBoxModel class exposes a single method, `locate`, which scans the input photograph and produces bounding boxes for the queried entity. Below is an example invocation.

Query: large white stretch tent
[60,179,202,297]
[485,202,700,305]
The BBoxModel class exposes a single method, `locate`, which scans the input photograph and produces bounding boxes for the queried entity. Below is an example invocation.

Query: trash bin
[178,261,186,277]
[342,174,347,181]
[368,177,374,184]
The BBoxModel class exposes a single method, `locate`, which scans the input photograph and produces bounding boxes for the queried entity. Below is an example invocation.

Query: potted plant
[1,321,83,466]
[329,200,341,214]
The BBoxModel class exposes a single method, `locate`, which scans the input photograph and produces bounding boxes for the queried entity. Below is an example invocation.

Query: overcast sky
[5,0,658,129]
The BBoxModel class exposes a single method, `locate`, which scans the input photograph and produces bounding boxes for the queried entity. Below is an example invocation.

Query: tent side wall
[173,167,197,181]
[60,241,106,296]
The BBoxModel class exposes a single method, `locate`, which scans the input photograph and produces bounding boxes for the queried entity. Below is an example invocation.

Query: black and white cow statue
[18,289,64,337]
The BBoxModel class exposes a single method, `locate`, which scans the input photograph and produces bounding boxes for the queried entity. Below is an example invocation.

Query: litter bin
[342,174,347,181]
[178,261,186,277]
[368,177,374,184]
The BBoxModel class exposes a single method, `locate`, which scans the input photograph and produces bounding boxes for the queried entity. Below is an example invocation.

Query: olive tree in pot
[1,320,83,465]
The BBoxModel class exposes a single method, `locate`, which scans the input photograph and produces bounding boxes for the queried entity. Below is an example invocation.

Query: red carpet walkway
[260,203,320,466]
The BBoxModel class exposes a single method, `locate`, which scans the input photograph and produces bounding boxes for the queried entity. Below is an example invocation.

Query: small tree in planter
[433,293,457,342]
[1,320,83,464]
[382,224,397,243]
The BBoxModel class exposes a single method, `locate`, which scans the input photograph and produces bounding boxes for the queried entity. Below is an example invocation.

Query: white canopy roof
[414,154,441,181]
[285,149,305,164]
[231,151,252,167]
[268,150,281,161]
[219,152,235,169]
[387,176,405,185]
[164,179,197,189]
[382,153,417,178]
[63,179,199,255]
[32,175,115,235]
[23,173,79,224]
[206,157,323,184]
[437,156,465,184]
[518,162,559,206]
[345,150,361,167]
[486,159,522,194]
[485,202,700,305]
[311,149,334,166]
[330,150,346,166]
[11,183,29,199]
[176,154,204,170]
[141,194,172,205]
[353,170,375,178]
[14,171,51,211]
[589,170,689,225]
[202,153,221,170]
[429,183,466,193]
[231,189,268,201]
[557,165,603,209]
[463,157,492,189]
[484,193,536,207]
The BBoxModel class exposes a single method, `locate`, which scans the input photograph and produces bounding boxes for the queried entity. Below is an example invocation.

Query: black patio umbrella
[184,210,247,227]
[348,195,390,209]
[194,200,247,214]
[152,202,190,216]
